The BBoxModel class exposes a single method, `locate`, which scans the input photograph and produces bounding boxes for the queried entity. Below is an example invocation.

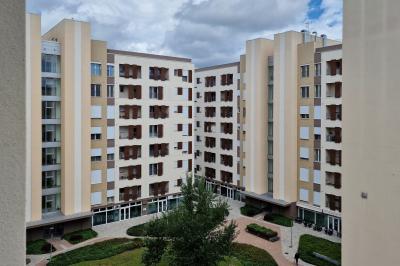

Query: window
[42,78,60,96]
[91,148,102,161]
[196,121,200,127]
[42,54,60,73]
[91,192,102,205]
[300,106,309,119]
[299,188,309,202]
[315,63,321,77]
[91,133,101,140]
[314,85,321,98]
[149,163,158,175]
[107,127,115,139]
[314,149,321,162]
[91,105,102,119]
[107,65,114,77]
[300,86,309,98]
[313,170,321,184]
[196,107,201,113]
[107,106,115,119]
[314,106,321,119]
[91,170,102,184]
[300,147,309,159]
[107,85,114,98]
[300,127,309,140]
[149,86,158,99]
[313,191,321,206]
[314,127,321,140]
[107,147,114,161]
[107,168,115,182]
[91,63,102,76]
[196,77,201,84]
[91,127,101,140]
[42,193,61,213]
[300,65,309,78]
[149,125,158,137]
[42,170,60,189]
[300,168,309,182]
[91,84,101,97]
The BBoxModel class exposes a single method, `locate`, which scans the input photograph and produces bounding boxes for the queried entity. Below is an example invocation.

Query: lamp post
[49,226,54,262]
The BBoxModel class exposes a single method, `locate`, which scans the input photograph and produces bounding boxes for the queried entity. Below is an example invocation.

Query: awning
[241,191,291,207]
[26,211,93,229]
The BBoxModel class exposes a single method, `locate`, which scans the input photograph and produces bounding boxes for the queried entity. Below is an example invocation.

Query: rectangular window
[314,106,321,119]
[41,54,60,73]
[149,125,158,138]
[196,77,201,84]
[314,85,321,98]
[299,188,309,202]
[107,65,114,77]
[91,192,102,205]
[300,106,310,119]
[107,106,115,119]
[300,168,309,182]
[315,63,321,77]
[91,105,102,119]
[91,84,101,97]
[313,191,321,206]
[313,170,321,184]
[107,85,114,98]
[149,163,158,175]
[91,63,102,76]
[91,170,102,184]
[300,86,309,98]
[314,149,321,162]
[107,147,114,161]
[301,65,310,78]
[149,86,158,99]
[300,147,309,159]
[300,127,309,140]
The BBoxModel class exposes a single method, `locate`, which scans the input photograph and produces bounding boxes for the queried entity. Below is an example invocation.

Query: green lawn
[72,243,277,266]
[298,234,341,266]
[264,213,293,227]
[62,228,98,244]
[26,239,55,255]
[126,223,148,237]
[48,238,143,266]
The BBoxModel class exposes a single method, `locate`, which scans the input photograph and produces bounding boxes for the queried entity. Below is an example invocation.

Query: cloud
[27,0,343,67]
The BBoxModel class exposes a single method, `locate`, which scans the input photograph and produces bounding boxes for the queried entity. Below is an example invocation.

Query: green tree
[142,177,237,266]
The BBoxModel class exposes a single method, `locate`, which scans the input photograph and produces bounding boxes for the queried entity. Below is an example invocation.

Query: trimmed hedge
[246,223,278,240]
[298,234,341,266]
[240,205,262,217]
[264,213,293,227]
[231,243,278,266]
[26,239,56,254]
[126,223,148,236]
[62,228,98,244]
[48,238,143,266]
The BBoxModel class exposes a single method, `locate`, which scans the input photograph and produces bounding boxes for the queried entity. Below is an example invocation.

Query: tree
[142,177,237,266]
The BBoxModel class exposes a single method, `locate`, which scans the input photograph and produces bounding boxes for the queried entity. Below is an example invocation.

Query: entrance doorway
[158,198,167,213]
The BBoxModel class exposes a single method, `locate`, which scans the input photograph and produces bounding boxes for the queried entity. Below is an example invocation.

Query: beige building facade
[343,0,400,265]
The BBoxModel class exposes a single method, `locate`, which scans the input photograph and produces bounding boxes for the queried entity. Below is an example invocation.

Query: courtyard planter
[246,223,278,240]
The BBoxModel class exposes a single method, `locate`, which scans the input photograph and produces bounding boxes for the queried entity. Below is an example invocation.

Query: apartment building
[26,14,194,239]
[194,63,243,200]
[343,1,400,265]
[91,50,194,225]
[296,38,343,235]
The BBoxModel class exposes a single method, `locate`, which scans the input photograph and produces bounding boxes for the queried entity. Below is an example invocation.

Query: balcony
[149,106,169,119]
[220,138,233,150]
[205,107,216,118]
[221,107,233,118]
[119,85,142,99]
[326,172,341,189]
[42,124,61,143]
[149,143,169,157]
[220,154,233,167]
[205,76,216,87]
[149,67,169,81]
[119,105,141,119]
[221,90,233,102]
[220,171,233,183]
[326,59,342,76]
[119,64,141,79]
[42,77,60,98]
[205,167,216,179]
[119,146,141,160]
[326,149,341,166]
[42,101,61,120]
[42,170,61,189]
[326,194,341,212]
[204,152,216,163]
[326,82,342,98]
[205,137,216,148]
[120,186,141,202]
[119,165,142,180]
[326,105,342,121]
[204,91,216,102]
[204,122,216,133]
[119,125,142,140]
[326,127,342,143]
[42,147,61,166]
[221,122,233,134]
[149,181,169,196]
[220,74,233,86]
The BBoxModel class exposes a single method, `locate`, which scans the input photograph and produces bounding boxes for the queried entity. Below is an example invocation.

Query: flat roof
[26,211,92,229]
[195,62,240,72]
[316,44,342,53]
[241,191,291,207]
[107,49,192,63]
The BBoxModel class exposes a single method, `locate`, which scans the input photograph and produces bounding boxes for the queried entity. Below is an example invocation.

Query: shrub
[48,238,143,266]
[246,223,278,240]
[298,234,341,266]
[231,243,278,266]
[62,228,98,244]
[240,205,262,217]
[126,223,148,236]
[26,239,56,255]
[263,213,293,227]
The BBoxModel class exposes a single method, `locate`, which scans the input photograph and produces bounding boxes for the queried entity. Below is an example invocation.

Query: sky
[27,0,342,67]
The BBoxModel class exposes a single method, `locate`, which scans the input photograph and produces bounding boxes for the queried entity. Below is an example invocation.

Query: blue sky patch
[308,0,323,20]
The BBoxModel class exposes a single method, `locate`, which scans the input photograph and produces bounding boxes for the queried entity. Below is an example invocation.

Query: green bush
[231,243,278,266]
[62,228,98,244]
[48,238,143,266]
[240,205,262,217]
[263,213,293,227]
[298,234,341,266]
[26,239,55,254]
[246,223,278,240]
[126,223,148,236]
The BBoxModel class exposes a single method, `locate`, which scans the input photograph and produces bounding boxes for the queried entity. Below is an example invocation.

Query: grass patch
[298,234,341,266]
[26,239,55,255]
[240,205,262,217]
[62,228,98,244]
[48,238,143,266]
[70,243,277,266]
[126,223,148,237]
[230,243,278,266]
[246,223,278,240]
[264,213,293,227]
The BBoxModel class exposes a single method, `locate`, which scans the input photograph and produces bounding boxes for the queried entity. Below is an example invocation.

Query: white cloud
[27,0,343,67]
